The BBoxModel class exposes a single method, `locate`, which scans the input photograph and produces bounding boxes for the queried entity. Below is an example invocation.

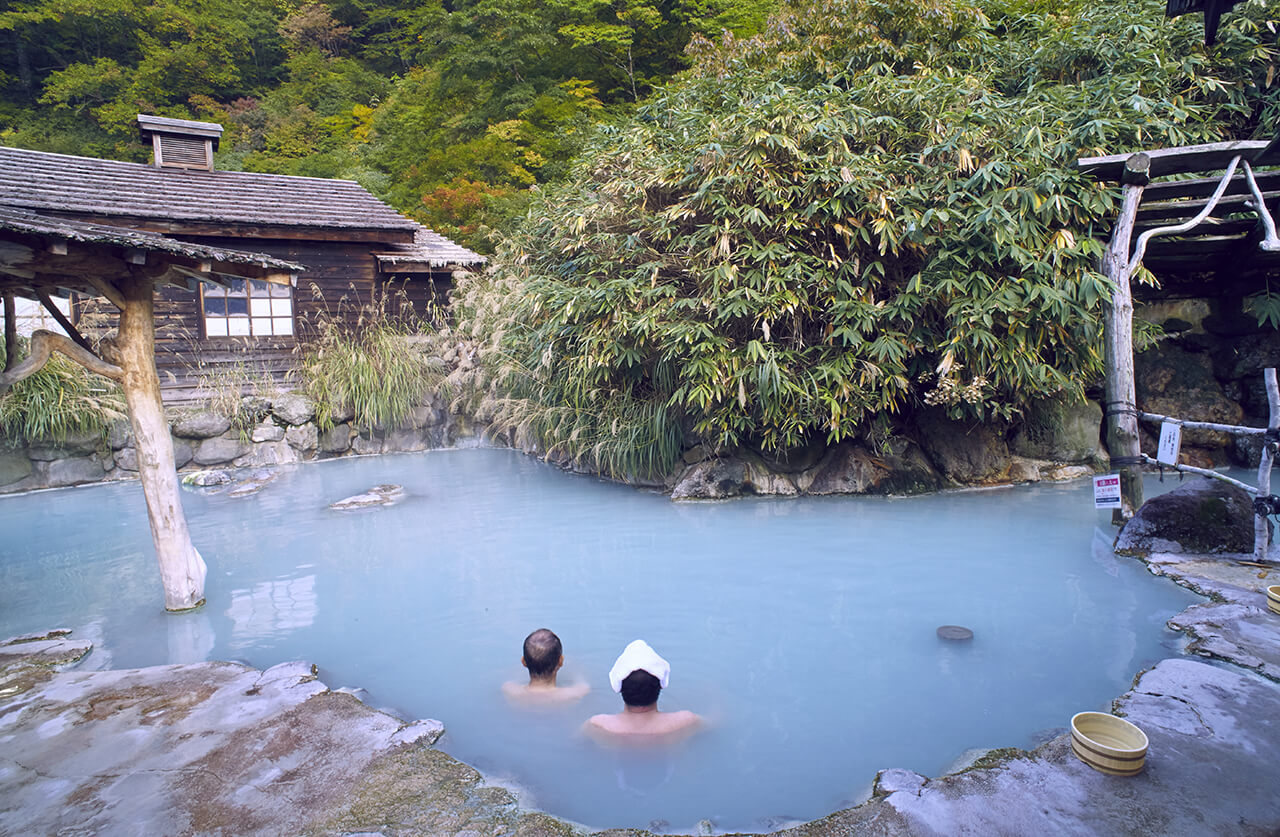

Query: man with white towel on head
[585,639,702,739]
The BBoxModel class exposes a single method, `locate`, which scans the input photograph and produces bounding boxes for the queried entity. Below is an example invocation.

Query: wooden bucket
[1267,585,1280,615]
[1070,712,1148,776]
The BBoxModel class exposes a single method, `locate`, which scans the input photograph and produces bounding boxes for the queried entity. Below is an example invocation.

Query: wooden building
[0,114,484,401]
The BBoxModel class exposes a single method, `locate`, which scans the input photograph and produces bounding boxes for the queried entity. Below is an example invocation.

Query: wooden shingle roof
[0,145,418,236]
[0,206,303,301]
[375,225,486,270]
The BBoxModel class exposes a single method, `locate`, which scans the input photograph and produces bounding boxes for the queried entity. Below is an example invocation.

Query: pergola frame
[1079,140,1280,552]
[0,207,301,610]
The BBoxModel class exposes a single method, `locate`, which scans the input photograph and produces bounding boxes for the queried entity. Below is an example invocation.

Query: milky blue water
[0,448,1199,832]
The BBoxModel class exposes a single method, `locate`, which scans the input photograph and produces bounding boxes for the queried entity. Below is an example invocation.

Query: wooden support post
[1102,153,1149,524]
[1256,368,1279,562]
[117,273,207,611]
[2,292,15,372]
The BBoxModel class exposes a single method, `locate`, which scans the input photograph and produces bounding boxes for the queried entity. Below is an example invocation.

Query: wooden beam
[1140,170,1280,203]
[39,212,417,245]
[34,288,96,354]
[2,292,15,373]
[1078,140,1272,182]
[1134,217,1260,238]
[1135,192,1280,222]
[84,275,126,309]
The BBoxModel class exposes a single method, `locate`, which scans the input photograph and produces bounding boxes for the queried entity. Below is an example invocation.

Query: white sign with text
[1094,474,1122,509]
[1157,421,1182,466]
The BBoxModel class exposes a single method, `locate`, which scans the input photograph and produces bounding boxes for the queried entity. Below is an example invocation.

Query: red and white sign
[1094,474,1122,509]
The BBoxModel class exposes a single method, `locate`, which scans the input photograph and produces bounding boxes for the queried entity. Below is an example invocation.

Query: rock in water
[1116,476,1263,556]
[329,484,406,510]
[181,469,232,487]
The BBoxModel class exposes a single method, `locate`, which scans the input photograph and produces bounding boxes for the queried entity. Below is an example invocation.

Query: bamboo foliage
[454,0,1279,479]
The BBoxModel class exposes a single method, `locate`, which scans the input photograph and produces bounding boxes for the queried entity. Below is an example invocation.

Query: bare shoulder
[562,681,591,700]
[665,710,702,731]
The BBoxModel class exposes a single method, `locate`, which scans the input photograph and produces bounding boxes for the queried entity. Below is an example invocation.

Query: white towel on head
[608,639,671,692]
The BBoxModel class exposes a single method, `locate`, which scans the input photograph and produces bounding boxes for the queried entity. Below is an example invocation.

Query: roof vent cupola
[137,114,223,171]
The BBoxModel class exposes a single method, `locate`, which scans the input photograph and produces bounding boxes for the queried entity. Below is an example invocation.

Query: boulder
[227,470,278,498]
[234,440,298,468]
[25,430,102,461]
[182,470,232,487]
[327,402,355,424]
[251,422,285,443]
[1136,345,1243,449]
[329,484,406,510]
[915,412,1010,484]
[271,393,315,426]
[385,428,430,453]
[411,404,440,428]
[43,456,107,487]
[351,433,384,456]
[671,457,749,499]
[1011,397,1102,462]
[114,448,138,472]
[0,449,33,487]
[319,423,352,455]
[106,418,131,450]
[171,410,232,440]
[1115,476,1262,556]
[172,439,194,469]
[800,442,889,495]
[286,424,318,452]
[193,436,252,466]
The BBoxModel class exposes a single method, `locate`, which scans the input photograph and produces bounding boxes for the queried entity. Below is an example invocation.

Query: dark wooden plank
[1135,192,1280,222]
[1078,140,1273,181]
[1134,217,1264,238]
[1140,170,1280,203]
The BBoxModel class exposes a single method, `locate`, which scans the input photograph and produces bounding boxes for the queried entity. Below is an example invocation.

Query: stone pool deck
[2,551,1278,836]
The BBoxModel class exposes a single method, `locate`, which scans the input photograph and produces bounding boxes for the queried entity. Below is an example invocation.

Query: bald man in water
[585,639,701,739]
[503,628,590,704]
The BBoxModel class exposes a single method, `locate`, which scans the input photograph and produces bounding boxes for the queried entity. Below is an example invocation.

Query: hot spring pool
[0,448,1199,832]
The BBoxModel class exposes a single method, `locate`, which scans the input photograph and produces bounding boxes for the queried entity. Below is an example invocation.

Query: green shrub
[457,0,1280,479]
[0,338,126,445]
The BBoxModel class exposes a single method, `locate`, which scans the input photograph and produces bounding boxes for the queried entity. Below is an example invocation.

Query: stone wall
[1134,296,1280,468]
[0,390,465,495]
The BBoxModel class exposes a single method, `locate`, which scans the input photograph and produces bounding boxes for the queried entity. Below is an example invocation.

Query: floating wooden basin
[1267,585,1280,615]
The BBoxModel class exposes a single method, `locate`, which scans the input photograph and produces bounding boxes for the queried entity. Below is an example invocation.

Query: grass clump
[294,291,443,433]
[0,337,126,445]
[194,358,279,440]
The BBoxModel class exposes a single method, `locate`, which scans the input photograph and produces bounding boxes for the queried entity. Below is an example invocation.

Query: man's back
[586,709,701,738]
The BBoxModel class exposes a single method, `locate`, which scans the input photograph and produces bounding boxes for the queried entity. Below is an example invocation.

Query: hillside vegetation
[454,0,1280,479]
[0,0,774,246]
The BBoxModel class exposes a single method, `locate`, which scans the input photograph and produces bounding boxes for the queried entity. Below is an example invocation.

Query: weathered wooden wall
[74,237,450,402]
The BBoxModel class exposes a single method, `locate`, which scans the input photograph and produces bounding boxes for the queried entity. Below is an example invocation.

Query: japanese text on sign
[1157,421,1182,466]
[1094,474,1122,509]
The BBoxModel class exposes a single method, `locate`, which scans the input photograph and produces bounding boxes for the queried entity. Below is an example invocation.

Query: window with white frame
[201,279,293,337]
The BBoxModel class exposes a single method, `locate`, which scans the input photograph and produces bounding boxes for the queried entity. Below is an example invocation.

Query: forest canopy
[453,0,1280,479]
[0,0,774,244]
